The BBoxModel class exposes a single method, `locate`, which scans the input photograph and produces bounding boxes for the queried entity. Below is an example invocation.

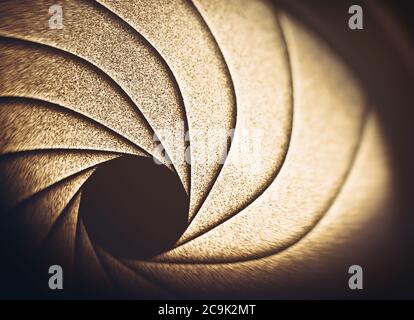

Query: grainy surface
[0,0,409,298]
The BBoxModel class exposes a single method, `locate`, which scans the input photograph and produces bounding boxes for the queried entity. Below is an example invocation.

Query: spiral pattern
[0,0,400,298]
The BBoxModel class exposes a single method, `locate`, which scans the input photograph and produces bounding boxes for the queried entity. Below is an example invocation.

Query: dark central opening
[79,155,188,260]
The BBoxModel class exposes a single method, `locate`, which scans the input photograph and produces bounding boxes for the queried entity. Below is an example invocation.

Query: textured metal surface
[0,0,188,189]
[0,0,411,298]
[97,0,236,216]
[0,98,144,156]
[175,0,293,244]
[158,11,367,260]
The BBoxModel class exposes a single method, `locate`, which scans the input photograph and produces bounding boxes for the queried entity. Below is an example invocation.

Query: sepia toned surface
[0,0,412,298]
